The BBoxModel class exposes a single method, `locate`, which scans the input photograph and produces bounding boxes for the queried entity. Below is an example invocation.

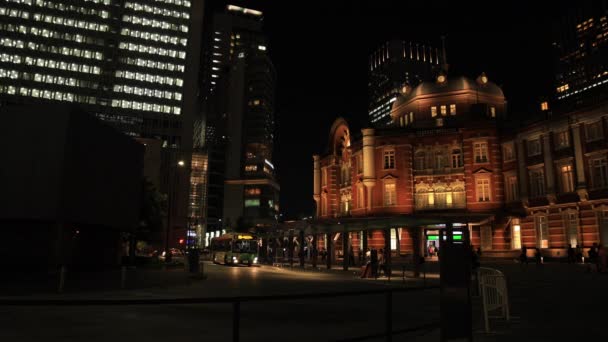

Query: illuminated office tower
[368,39,443,127]
[0,0,205,249]
[554,1,608,106]
[200,5,278,240]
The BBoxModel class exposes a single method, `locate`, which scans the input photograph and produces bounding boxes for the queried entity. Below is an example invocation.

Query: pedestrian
[519,246,528,266]
[311,246,318,268]
[370,248,378,278]
[377,248,385,277]
[599,245,607,273]
[534,247,542,265]
[588,243,598,272]
[349,247,355,266]
[471,246,480,270]
[567,244,575,263]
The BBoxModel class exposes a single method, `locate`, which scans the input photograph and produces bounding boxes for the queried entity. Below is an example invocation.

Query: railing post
[58,265,66,293]
[121,266,127,289]
[233,301,240,342]
[385,291,392,342]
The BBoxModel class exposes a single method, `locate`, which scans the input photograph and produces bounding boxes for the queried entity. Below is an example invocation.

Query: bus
[211,233,259,266]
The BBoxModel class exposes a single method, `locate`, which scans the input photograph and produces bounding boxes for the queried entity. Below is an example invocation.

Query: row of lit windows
[0,7,30,19]
[118,41,186,59]
[33,13,109,32]
[430,104,457,117]
[30,1,110,19]
[0,68,99,89]
[115,70,183,86]
[122,14,188,33]
[120,57,185,72]
[120,28,187,46]
[557,78,608,99]
[25,25,105,46]
[0,84,79,102]
[113,84,182,101]
[153,0,191,8]
[0,37,103,60]
[0,54,101,74]
[110,99,181,115]
[125,2,190,20]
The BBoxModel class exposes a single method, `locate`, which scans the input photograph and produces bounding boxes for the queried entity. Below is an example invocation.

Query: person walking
[519,246,528,266]
[377,248,385,277]
[370,248,378,278]
[534,247,542,265]
[599,245,607,273]
[567,244,575,263]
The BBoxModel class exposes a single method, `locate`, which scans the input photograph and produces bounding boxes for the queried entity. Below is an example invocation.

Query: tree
[138,179,167,244]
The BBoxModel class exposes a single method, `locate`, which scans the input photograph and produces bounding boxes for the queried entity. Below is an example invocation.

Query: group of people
[518,243,607,272]
[360,248,389,278]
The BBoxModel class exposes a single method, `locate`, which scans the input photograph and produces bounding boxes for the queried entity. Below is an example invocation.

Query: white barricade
[477,267,510,333]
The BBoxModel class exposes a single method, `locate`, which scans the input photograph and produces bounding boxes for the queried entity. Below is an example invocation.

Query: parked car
[158,248,185,263]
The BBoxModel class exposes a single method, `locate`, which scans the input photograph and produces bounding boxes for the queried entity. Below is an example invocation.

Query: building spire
[440,35,448,73]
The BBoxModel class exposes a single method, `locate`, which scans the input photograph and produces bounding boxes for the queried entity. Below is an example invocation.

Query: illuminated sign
[264,159,274,169]
[237,235,254,240]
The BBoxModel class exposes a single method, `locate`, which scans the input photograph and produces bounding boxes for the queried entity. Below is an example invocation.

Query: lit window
[431,106,437,117]
[474,142,488,163]
[450,104,456,115]
[560,164,575,193]
[476,178,490,202]
[383,150,395,169]
[490,107,496,117]
[540,101,549,111]
[535,216,549,248]
[245,165,257,172]
[440,105,447,116]
[384,182,396,206]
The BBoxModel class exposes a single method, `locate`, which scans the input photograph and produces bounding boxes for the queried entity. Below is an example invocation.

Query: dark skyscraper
[554,1,608,106]
[200,4,278,244]
[368,39,443,127]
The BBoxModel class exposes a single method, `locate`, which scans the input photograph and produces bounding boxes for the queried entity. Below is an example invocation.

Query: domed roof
[396,75,505,105]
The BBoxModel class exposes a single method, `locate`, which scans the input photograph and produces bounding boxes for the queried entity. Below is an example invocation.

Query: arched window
[452,187,466,207]
[435,187,446,208]
[435,150,447,169]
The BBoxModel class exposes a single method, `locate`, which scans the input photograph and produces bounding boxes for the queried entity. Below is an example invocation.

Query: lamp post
[164,158,186,264]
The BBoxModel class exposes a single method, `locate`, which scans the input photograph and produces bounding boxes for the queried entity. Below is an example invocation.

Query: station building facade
[309,73,608,262]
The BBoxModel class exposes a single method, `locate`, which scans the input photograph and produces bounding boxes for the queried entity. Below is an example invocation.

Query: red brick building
[309,73,608,263]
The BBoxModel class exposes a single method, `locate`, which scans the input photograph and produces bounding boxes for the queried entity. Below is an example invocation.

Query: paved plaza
[0,261,607,341]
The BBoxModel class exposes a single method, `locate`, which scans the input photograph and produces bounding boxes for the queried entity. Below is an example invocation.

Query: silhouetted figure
[370,249,378,278]
[349,247,355,266]
[471,246,481,270]
[519,246,528,266]
[567,244,576,263]
[534,248,542,265]
[599,245,607,273]
[312,246,318,268]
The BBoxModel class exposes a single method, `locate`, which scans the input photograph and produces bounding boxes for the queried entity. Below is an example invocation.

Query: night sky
[210,1,564,220]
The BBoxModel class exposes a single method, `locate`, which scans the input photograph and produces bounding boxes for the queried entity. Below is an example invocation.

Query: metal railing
[477,267,510,333]
[0,286,439,342]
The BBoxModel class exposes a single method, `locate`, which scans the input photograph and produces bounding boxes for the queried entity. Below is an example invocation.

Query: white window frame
[563,211,579,248]
[383,149,395,169]
[473,141,489,164]
[476,177,491,202]
[383,180,397,206]
[511,218,522,250]
[559,163,575,193]
[529,168,546,197]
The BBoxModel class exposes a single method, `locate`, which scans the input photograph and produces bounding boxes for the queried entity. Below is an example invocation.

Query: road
[0,263,440,342]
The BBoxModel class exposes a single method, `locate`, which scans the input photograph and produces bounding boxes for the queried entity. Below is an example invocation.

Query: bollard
[58,265,66,293]
[121,266,127,289]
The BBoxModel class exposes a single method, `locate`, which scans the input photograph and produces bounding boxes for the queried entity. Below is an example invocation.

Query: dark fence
[1,285,439,342]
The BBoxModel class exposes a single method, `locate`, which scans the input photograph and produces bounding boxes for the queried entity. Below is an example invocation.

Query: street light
[165,158,186,264]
